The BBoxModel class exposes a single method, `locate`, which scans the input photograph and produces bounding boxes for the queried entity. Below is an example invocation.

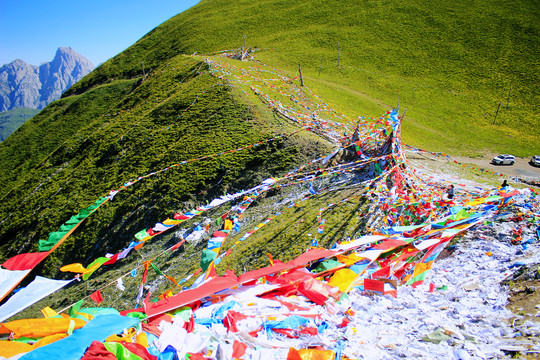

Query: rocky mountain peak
[0,47,94,112]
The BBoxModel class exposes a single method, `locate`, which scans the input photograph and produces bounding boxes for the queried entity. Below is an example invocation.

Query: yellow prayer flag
[327,268,358,293]
[224,219,234,230]
[41,306,59,318]
[60,263,86,273]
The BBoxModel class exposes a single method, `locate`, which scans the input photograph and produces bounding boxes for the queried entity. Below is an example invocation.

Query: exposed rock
[0,47,94,111]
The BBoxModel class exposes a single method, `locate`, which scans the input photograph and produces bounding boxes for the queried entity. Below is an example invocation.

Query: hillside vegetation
[69,0,540,156]
[0,0,538,315]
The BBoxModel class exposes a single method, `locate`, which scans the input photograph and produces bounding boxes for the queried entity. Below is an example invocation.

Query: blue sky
[0,0,200,67]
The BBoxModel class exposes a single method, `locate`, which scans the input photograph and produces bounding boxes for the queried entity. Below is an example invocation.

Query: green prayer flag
[151,262,164,276]
[169,306,192,320]
[313,259,342,273]
[38,238,56,252]
[82,257,110,281]
[48,231,67,243]
[11,337,39,344]
[200,249,217,272]
[134,229,149,241]
[125,311,147,320]
[59,223,76,232]
[69,299,84,317]
[65,215,83,225]
[38,231,68,251]
[78,209,92,217]
[103,342,144,360]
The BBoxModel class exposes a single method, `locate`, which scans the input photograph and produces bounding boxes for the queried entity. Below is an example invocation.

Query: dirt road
[451,155,540,180]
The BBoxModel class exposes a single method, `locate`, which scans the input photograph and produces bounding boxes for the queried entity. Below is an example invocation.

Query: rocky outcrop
[0,47,94,111]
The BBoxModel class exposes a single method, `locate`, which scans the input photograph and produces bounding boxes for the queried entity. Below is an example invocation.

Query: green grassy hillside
[0,107,40,142]
[69,0,540,157]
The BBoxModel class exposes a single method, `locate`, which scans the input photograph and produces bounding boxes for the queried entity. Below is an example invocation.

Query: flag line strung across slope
[0,128,307,303]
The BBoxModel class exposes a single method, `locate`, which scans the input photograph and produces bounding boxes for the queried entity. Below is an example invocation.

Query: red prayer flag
[174,213,190,220]
[142,262,150,283]
[144,271,238,318]
[89,290,103,304]
[81,341,116,360]
[2,251,50,271]
[184,314,195,333]
[272,328,298,338]
[299,327,318,335]
[232,340,248,359]
[371,266,392,279]
[339,317,351,328]
[103,254,119,266]
[223,310,249,333]
[248,326,262,337]
[146,228,158,237]
[297,278,330,305]
[186,353,207,360]
[169,239,186,252]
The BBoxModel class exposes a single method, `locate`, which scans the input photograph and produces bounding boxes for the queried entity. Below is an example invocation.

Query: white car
[530,155,540,167]
[491,154,515,165]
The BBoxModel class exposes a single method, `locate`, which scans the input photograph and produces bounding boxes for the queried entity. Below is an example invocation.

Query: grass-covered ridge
[69,0,539,156]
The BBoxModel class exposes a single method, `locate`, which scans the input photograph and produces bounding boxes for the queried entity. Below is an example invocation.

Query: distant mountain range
[0,47,94,111]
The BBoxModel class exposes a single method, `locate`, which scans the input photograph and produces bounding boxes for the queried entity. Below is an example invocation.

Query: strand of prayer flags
[202,193,258,279]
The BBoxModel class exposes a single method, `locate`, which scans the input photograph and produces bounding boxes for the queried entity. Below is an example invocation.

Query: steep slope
[0,47,94,111]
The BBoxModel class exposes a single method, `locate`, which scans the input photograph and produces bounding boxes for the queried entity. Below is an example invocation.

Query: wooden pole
[401,108,407,121]
[243,35,246,51]
[141,61,145,77]
[493,102,501,125]
[318,56,323,77]
[299,63,304,86]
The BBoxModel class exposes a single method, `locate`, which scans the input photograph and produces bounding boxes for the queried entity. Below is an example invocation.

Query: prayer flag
[89,290,103,305]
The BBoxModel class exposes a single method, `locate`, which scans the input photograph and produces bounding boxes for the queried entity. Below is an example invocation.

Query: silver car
[491,154,515,165]
[530,155,540,167]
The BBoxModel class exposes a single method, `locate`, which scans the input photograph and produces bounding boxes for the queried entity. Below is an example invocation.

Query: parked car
[530,155,540,167]
[491,154,515,165]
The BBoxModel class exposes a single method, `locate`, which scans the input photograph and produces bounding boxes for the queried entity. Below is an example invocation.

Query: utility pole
[318,56,323,77]
[506,81,512,109]
[493,103,501,125]
[337,41,340,67]
[242,35,246,51]
[141,61,145,77]
[299,63,304,86]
